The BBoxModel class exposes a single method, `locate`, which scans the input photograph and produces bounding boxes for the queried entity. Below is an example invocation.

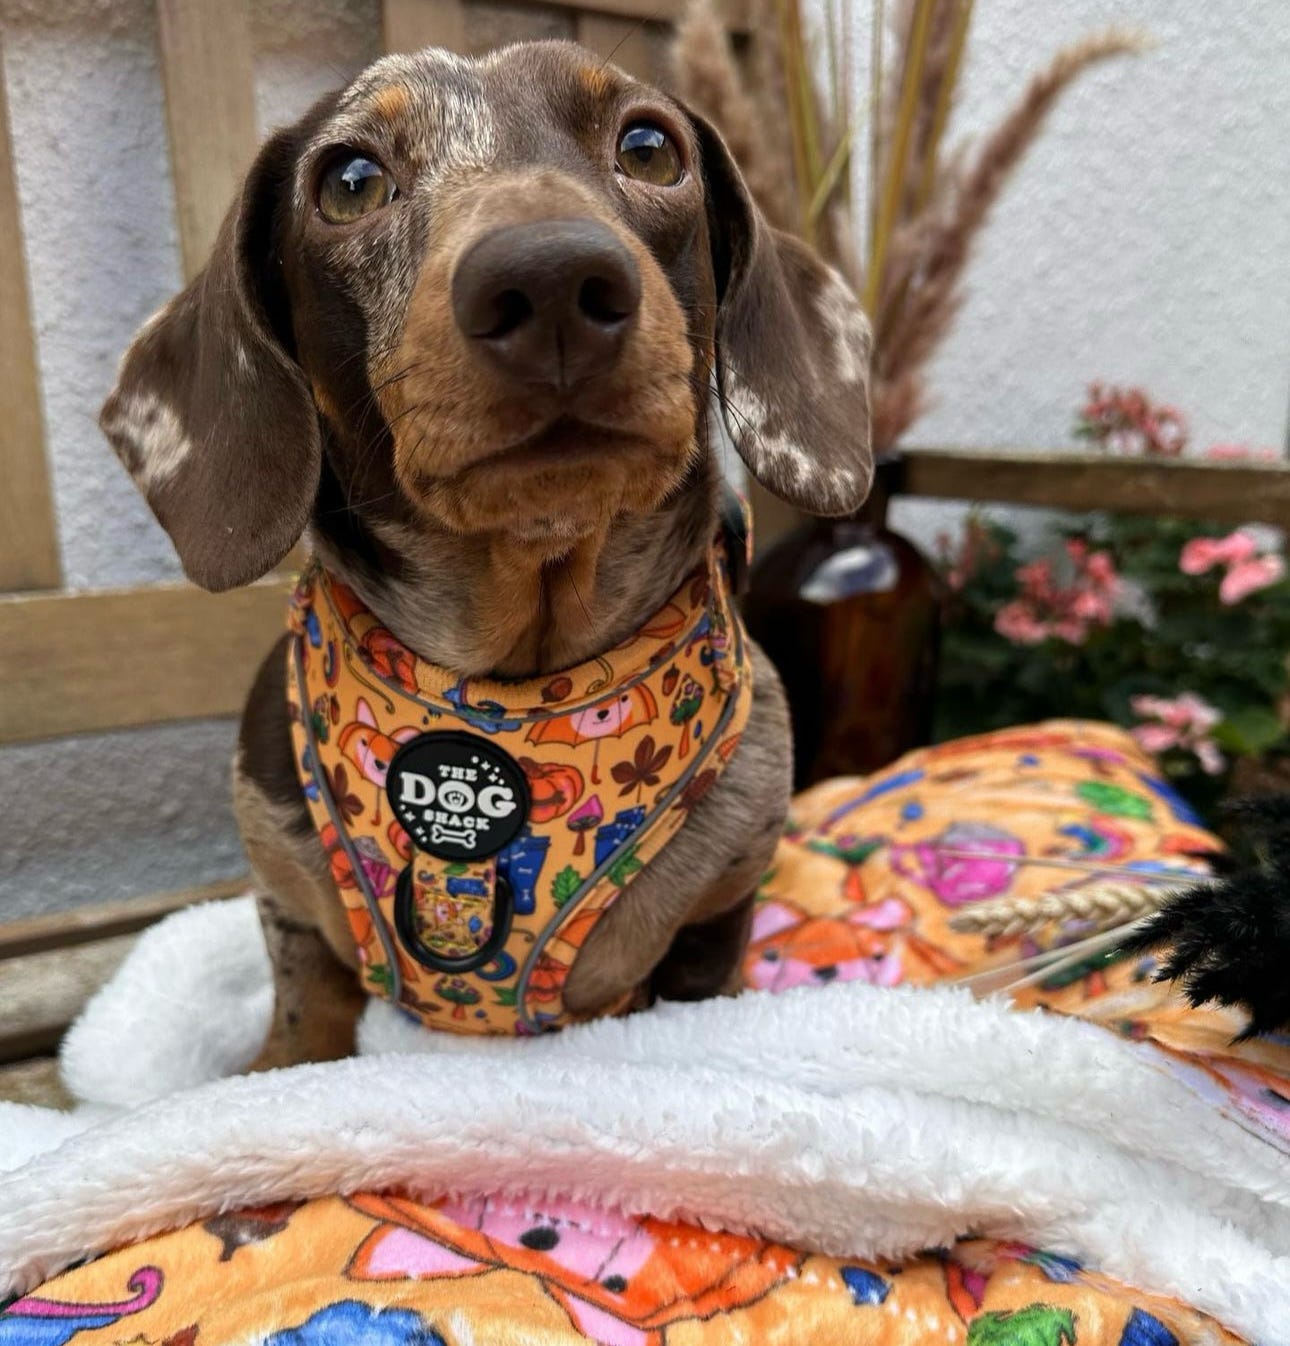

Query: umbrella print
[527,684,659,784]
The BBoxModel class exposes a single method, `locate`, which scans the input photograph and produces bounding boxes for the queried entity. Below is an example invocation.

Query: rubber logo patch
[387,731,530,861]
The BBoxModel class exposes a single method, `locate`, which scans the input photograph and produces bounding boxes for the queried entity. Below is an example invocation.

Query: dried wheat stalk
[948,877,1205,939]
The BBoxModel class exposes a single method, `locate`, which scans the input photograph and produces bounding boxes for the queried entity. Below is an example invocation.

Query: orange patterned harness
[287,543,753,1035]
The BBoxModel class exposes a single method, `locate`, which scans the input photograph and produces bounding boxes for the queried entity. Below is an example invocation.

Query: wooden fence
[1,0,1288,1100]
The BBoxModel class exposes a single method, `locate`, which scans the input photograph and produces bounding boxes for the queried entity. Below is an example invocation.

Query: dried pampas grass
[671,0,1147,456]
[673,0,799,233]
[873,27,1148,452]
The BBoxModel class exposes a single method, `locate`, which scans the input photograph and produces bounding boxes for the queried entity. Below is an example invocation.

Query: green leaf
[1214,705,1288,755]
[551,865,582,909]
[1078,781,1154,820]
[607,845,643,888]
[493,986,518,1007]
[967,1305,1076,1346]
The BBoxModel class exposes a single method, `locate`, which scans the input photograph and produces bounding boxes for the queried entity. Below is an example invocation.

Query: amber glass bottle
[743,455,944,790]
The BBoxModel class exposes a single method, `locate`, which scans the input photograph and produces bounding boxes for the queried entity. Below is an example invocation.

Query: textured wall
[873,0,1290,542]
[0,0,1286,917]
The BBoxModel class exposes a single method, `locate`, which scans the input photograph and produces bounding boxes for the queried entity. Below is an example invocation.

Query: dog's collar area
[286,537,755,1035]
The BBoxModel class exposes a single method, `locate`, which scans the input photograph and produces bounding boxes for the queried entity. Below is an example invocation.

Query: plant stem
[864,0,937,316]
[914,0,974,212]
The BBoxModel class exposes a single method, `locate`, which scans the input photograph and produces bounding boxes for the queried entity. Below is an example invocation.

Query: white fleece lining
[0,900,1287,1341]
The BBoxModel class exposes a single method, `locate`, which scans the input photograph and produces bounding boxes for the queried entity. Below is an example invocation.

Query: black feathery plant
[1125,795,1290,1039]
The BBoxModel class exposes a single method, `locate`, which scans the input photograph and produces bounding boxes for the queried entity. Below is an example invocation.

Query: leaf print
[1077,780,1153,820]
[551,865,581,909]
[493,986,518,1007]
[607,845,644,888]
[611,735,673,797]
[673,768,718,816]
[324,761,364,823]
[967,1305,1076,1346]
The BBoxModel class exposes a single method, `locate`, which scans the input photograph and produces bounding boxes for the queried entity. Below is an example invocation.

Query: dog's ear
[690,112,873,516]
[100,126,318,592]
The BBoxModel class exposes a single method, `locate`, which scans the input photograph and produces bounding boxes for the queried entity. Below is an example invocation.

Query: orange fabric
[753,720,1290,1154]
[5,1195,1243,1346]
[287,544,753,1035]
[6,722,1270,1345]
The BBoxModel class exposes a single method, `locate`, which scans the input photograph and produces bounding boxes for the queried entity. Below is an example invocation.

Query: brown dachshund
[101,41,872,1065]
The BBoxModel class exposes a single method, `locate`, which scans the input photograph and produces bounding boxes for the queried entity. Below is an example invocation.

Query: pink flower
[1195,739,1227,776]
[1070,589,1113,623]
[1084,551,1118,587]
[994,539,1122,647]
[1077,383,1189,457]
[1220,553,1286,604]
[1180,529,1285,603]
[995,601,1050,645]
[1133,723,1181,755]
[1051,616,1090,644]
[1180,530,1257,575]
[1130,693,1226,775]
[1016,558,1055,598]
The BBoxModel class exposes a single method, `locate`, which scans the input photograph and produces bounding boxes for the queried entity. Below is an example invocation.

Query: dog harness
[287,540,754,1035]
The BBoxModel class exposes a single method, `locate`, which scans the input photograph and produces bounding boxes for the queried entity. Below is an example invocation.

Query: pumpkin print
[519,758,585,824]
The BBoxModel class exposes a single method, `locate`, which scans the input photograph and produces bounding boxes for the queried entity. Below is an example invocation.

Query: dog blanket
[3,722,1289,1345]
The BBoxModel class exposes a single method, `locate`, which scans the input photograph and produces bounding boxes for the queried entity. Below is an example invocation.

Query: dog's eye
[318,154,397,223]
[615,123,683,187]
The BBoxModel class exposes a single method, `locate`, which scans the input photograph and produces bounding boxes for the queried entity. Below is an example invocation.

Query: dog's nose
[452,220,641,392]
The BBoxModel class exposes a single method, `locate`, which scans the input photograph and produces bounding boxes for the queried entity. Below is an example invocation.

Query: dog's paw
[1125,865,1290,1039]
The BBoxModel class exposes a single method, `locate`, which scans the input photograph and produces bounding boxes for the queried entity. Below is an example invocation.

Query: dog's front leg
[235,725,367,1069]
[562,644,792,1016]
[252,894,367,1069]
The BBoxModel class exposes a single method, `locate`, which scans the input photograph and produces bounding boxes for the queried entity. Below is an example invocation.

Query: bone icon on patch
[431,821,478,849]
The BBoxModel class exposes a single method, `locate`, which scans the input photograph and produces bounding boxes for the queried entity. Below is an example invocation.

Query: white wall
[872,0,1290,541]
[1,0,1286,917]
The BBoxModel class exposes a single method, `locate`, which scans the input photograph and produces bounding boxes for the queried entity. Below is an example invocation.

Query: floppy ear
[691,112,873,516]
[100,127,319,591]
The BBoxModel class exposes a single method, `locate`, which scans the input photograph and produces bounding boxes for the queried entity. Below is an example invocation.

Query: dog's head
[102,41,872,594]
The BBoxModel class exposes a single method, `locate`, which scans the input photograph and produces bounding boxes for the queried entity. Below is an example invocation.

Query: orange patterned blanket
[3,721,1287,1346]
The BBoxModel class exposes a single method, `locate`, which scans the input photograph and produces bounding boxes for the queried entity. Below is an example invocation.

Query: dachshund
[101,41,873,1065]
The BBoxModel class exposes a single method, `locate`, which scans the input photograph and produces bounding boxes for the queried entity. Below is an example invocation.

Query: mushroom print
[668,675,705,758]
[433,976,482,1021]
[567,794,604,856]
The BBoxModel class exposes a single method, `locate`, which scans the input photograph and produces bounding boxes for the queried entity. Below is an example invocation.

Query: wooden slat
[902,448,1290,529]
[576,12,665,81]
[387,0,747,52]
[0,577,286,745]
[384,0,468,54]
[0,877,247,962]
[155,0,257,279]
[0,1058,71,1109]
[0,40,60,592]
[571,0,748,30]
[0,935,137,1062]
